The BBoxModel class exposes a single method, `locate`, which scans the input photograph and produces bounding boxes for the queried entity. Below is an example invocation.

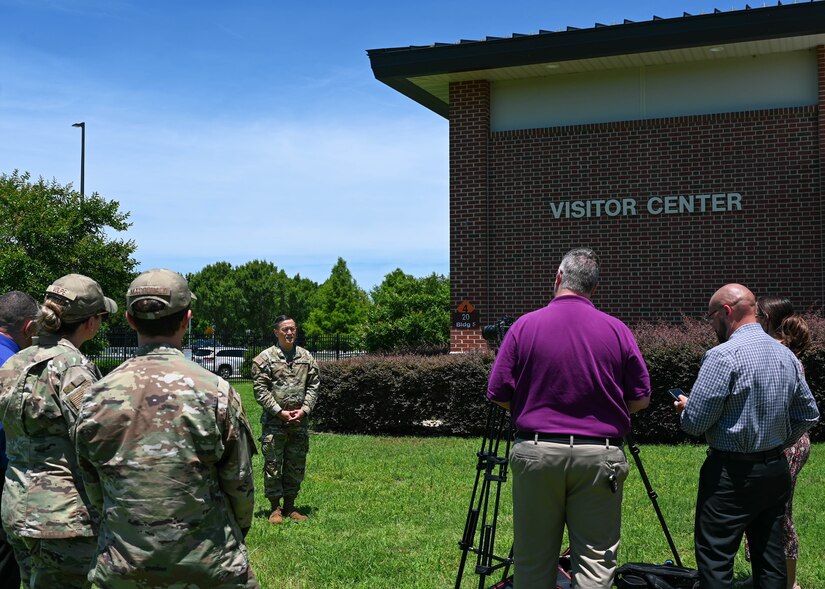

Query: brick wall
[450,80,490,352]
[450,70,824,352]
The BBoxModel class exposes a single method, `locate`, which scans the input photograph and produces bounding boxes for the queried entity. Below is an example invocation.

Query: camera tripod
[455,406,684,589]
[455,403,513,589]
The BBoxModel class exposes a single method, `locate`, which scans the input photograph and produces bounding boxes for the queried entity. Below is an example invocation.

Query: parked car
[189,338,224,348]
[191,347,247,379]
[183,347,211,361]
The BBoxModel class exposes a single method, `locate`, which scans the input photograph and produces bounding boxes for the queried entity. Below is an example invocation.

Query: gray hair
[558,248,600,294]
[0,291,38,336]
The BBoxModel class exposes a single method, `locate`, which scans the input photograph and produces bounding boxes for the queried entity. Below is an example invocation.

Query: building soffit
[367,1,825,118]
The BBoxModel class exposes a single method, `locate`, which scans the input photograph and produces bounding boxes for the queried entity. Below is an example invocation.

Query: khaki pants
[509,439,629,589]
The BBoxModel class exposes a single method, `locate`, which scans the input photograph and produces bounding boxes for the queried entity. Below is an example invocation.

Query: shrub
[798,312,825,441]
[313,352,494,436]
[630,318,716,443]
[315,316,825,443]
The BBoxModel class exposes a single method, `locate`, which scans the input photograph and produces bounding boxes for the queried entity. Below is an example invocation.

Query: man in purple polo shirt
[0,290,38,589]
[488,248,651,589]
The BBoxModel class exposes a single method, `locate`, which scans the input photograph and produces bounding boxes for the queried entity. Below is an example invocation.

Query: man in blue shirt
[674,284,818,589]
[0,290,38,588]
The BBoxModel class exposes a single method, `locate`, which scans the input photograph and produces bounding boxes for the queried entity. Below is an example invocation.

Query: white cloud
[0,1,455,290]
[1,104,449,288]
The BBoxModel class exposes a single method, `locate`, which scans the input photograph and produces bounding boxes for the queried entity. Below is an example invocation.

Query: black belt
[708,447,784,463]
[516,432,623,446]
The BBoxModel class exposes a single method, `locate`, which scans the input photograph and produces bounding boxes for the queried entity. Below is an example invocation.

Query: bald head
[710,284,756,319]
[707,284,757,343]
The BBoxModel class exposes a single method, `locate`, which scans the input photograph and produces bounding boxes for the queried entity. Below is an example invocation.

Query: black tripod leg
[456,404,510,589]
[476,410,511,587]
[456,405,496,589]
[625,433,683,567]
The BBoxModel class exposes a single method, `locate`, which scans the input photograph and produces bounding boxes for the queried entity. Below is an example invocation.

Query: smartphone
[667,388,686,400]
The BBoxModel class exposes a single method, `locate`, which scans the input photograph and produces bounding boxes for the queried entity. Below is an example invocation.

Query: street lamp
[72,122,85,197]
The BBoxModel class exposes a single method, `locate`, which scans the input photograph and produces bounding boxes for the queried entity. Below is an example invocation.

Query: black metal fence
[92,327,365,380]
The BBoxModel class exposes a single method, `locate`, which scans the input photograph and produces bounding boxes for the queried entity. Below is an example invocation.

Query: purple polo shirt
[487,294,650,437]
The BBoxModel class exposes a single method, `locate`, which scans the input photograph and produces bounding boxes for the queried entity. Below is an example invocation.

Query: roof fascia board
[368,3,825,80]
[380,77,450,118]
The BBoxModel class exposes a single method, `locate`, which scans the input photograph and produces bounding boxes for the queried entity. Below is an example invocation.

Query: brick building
[368,2,825,351]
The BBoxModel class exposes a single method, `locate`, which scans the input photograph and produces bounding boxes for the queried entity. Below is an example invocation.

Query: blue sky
[1,0,749,290]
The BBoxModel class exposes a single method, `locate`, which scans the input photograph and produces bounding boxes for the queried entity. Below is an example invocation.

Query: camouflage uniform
[75,344,260,589]
[251,344,320,499]
[0,334,100,589]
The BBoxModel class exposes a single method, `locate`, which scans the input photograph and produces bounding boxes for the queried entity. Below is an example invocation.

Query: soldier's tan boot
[283,496,308,521]
[268,497,283,525]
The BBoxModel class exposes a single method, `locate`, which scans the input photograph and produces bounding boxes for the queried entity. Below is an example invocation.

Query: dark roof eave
[368,2,825,81]
[380,77,450,118]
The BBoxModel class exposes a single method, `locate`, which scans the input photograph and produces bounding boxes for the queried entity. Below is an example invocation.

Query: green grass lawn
[236,382,825,588]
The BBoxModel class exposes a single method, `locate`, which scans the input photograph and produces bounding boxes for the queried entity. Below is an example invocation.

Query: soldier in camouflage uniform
[0,274,117,589]
[74,269,259,589]
[251,315,320,524]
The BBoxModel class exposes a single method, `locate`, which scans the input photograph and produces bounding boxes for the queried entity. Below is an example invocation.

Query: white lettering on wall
[550,198,638,219]
[549,193,743,219]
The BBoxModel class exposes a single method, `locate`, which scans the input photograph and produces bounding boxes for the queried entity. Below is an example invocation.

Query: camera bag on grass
[614,562,699,589]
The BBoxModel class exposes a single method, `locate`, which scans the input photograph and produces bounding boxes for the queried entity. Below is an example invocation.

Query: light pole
[72,122,85,198]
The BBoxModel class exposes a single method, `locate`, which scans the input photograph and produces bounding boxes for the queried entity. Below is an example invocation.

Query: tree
[186,261,319,339]
[0,171,136,307]
[233,260,291,337]
[285,274,318,327]
[187,262,244,337]
[362,269,450,352]
[303,258,369,337]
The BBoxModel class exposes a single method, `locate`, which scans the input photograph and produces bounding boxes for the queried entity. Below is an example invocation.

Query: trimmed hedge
[797,313,825,442]
[630,318,715,443]
[313,352,493,436]
[314,316,825,443]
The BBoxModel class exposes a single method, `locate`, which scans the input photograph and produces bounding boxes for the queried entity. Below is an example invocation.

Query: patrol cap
[127,269,196,319]
[45,274,118,323]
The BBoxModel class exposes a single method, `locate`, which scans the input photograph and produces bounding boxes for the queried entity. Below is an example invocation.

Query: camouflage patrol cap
[45,274,118,323]
[127,269,196,319]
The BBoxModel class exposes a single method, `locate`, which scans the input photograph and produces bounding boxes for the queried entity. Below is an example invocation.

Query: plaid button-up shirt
[681,323,819,453]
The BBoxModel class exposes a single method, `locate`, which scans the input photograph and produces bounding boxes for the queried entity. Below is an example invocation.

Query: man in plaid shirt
[674,284,818,589]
